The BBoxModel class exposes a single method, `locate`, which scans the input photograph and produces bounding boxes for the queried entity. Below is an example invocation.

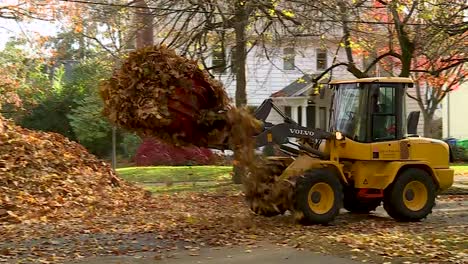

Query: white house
[209,40,426,135]
[210,39,355,129]
[441,82,468,140]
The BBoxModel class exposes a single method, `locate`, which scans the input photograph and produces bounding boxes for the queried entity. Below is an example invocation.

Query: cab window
[372,86,396,141]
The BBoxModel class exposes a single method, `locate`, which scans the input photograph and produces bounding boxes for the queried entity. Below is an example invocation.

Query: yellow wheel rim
[403,181,428,211]
[307,182,335,214]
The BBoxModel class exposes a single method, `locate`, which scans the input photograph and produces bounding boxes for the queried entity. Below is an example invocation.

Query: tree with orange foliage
[410,58,466,137]
[299,0,467,137]
[0,0,71,109]
[0,0,68,20]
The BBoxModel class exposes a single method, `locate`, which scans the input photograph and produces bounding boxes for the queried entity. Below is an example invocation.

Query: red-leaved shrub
[134,137,219,166]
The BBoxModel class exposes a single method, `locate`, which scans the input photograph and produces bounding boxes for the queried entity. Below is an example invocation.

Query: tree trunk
[134,0,154,49]
[78,35,86,59]
[390,8,415,77]
[422,112,434,138]
[338,1,367,78]
[234,2,248,107]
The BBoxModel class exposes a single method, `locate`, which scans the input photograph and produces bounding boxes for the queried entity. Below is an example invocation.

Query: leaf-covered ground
[1,185,466,264]
[1,113,467,264]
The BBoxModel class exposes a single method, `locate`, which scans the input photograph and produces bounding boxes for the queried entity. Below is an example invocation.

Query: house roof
[271,74,315,97]
[271,74,323,98]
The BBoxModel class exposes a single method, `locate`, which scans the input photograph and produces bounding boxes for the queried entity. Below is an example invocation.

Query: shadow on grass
[140,181,240,194]
[116,166,233,183]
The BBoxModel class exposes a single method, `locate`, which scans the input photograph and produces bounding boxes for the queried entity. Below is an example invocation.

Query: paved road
[67,243,359,264]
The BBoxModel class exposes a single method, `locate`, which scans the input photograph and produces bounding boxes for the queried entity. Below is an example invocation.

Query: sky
[0,17,59,50]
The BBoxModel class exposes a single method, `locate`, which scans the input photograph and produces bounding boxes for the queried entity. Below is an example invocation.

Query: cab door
[368,83,406,160]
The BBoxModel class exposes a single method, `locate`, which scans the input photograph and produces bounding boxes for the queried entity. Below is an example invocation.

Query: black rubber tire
[343,188,381,214]
[383,168,437,222]
[294,169,343,225]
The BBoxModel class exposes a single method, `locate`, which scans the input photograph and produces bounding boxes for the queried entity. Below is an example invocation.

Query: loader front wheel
[294,169,343,225]
[383,168,436,222]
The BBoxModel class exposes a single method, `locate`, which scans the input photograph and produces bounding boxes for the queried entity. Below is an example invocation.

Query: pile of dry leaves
[0,115,150,224]
[99,44,233,148]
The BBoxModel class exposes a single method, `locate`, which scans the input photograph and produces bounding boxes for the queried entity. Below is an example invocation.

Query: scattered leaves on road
[1,188,466,264]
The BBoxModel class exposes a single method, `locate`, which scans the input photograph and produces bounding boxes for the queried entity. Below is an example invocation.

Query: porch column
[291,106,299,123]
[301,103,307,127]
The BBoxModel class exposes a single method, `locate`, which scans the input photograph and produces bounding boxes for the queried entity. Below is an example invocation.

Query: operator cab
[328,77,417,143]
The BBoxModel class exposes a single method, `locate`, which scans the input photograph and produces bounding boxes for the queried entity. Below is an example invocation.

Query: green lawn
[116,165,233,183]
[452,163,468,174]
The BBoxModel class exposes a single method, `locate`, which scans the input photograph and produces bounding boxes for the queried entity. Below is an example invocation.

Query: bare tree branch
[364,51,402,74]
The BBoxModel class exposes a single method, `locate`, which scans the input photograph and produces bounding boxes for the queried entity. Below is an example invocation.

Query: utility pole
[111,126,117,170]
[109,0,153,171]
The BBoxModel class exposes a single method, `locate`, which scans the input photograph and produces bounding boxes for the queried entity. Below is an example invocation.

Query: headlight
[335,131,344,140]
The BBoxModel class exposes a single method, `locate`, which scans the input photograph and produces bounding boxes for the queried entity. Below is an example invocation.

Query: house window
[316,48,327,71]
[212,46,226,74]
[283,47,295,70]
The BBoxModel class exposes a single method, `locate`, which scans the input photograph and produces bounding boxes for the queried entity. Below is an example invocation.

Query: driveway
[66,243,359,264]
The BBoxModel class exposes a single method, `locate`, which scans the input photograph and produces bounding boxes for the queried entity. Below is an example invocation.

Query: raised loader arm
[251,99,333,158]
[255,122,333,159]
[210,98,333,159]
[255,123,332,146]
[253,98,297,126]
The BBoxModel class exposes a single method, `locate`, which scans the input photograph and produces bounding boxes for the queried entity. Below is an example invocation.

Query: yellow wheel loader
[245,77,454,224]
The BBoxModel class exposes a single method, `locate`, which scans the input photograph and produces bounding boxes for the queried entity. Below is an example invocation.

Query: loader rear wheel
[383,168,436,222]
[294,169,343,225]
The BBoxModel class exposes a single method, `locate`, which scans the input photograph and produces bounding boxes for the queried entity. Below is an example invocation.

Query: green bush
[120,132,142,160]
[19,95,78,140]
[68,94,113,157]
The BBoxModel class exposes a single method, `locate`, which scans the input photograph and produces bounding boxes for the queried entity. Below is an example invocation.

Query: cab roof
[329,77,414,85]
